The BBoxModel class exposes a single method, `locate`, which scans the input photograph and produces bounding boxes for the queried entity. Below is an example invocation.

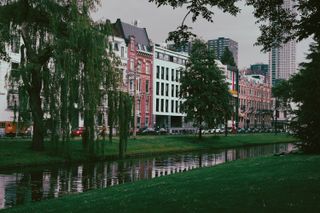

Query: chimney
[132,19,140,27]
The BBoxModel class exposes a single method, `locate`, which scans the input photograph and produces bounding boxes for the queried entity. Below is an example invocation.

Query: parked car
[71,127,85,137]
[237,128,245,134]
[141,128,157,135]
[158,128,168,135]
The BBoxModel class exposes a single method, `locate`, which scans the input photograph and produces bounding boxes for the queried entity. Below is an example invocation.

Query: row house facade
[238,74,272,129]
[113,19,153,129]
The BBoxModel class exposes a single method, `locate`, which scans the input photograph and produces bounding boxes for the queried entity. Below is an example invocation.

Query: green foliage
[221,47,236,67]
[273,44,320,153]
[180,39,231,138]
[151,0,240,45]
[118,92,132,159]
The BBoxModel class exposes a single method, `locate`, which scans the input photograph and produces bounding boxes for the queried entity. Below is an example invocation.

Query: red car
[71,127,85,137]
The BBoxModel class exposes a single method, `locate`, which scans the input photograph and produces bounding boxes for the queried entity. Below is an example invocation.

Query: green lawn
[2,154,319,213]
[0,134,298,170]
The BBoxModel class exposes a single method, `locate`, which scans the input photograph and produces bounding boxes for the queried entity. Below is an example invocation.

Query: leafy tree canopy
[221,47,236,67]
[273,43,320,153]
[180,39,230,139]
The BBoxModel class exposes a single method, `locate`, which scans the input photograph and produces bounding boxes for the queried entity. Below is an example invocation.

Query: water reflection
[0,143,294,209]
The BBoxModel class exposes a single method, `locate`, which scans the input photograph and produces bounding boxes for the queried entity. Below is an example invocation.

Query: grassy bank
[2,154,319,212]
[0,134,298,169]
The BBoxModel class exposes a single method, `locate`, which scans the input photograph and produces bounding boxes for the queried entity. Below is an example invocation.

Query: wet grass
[2,154,319,213]
[0,134,298,170]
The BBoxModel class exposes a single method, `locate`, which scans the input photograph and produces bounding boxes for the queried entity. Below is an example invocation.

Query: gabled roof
[113,18,151,48]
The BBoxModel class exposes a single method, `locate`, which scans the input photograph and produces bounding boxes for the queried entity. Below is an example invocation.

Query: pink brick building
[238,73,273,129]
[114,19,153,129]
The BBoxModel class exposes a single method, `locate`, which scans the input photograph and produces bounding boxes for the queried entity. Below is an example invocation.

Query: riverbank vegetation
[2,154,319,213]
[0,134,298,170]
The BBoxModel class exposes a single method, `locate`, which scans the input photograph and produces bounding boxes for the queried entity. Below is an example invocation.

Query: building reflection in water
[0,143,294,209]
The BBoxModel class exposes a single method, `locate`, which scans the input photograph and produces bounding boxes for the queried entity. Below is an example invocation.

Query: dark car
[71,127,85,137]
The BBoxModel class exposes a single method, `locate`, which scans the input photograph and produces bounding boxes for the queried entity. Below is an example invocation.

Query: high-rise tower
[269,0,296,86]
[208,37,238,66]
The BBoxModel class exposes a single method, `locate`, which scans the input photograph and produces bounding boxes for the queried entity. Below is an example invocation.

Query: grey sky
[92,0,310,69]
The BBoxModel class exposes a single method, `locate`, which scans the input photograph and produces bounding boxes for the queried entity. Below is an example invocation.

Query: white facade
[153,45,188,129]
[0,44,21,122]
[109,36,128,91]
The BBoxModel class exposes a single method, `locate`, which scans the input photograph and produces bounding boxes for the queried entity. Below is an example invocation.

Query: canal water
[0,143,295,210]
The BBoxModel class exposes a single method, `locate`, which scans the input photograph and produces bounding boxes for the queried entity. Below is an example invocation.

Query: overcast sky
[92,0,311,69]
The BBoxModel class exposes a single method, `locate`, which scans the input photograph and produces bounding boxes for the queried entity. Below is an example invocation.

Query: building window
[146,63,150,74]
[137,61,142,72]
[161,99,164,112]
[166,68,169,80]
[130,59,134,71]
[156,82,159,95]
[165,100,169,112]
[146,98,149,113]
[138,99,141,112]
[161,83,164,96]
[176,85,179,97]
[114,43,119,51]
[169,56,173,62]
[161,67,164,79]
[166,83,169,96]
[156,66,160,79]
[137,117,141,128]
[138,79,141,92]
[176,70,179,82]
[171,100,174,113]
[121,46,125,58]
[171,69,175,81]
[156,99,159,112]
[175,100,178,113]
[130,80,134,91]
[171,84,174,97]
[146,80,149,94]
[145,117,149,127]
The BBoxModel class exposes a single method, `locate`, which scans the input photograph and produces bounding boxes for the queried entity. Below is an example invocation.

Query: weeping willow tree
[0,0,114,152]
[118,92,132,159]
[107,90,118,143]
[52,2,115,157]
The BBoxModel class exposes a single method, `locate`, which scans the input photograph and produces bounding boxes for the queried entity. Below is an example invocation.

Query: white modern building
[269,0,297,86]
[153,44,189,130]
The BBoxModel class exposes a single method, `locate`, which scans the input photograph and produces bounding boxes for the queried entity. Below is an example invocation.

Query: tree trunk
[224,117,228,137]
[29,84,45,151]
